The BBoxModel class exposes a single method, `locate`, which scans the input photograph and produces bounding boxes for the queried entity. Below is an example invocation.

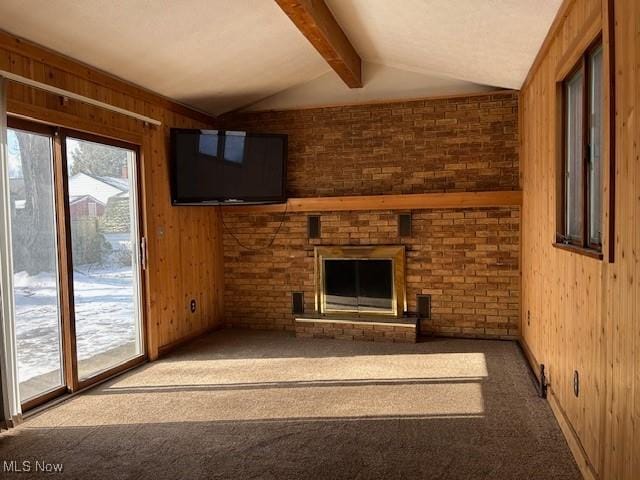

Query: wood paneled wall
[520,1,639,479]
[0,31,224,359]
[603,0,640,477]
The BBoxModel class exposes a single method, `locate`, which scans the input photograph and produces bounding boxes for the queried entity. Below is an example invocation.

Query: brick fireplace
[220,91,520,340]
[292,245,417,343]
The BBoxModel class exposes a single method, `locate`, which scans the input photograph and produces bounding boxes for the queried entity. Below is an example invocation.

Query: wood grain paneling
[521,0,605,475]
[603,0,640,478]
[0,32,224,359]
[521,1,640,479]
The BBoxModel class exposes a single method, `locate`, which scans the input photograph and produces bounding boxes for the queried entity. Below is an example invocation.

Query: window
[223,131,246,164]
[1,118,146,411]
[198,131,218,157]
[558,39,604,254]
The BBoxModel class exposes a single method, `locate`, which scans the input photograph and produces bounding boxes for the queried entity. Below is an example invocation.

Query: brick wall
[220,91,518,197]
[221,91,520,338]
[223,208,520,338]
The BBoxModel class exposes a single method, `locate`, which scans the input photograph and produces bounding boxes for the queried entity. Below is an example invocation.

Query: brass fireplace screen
[314,246,407,316]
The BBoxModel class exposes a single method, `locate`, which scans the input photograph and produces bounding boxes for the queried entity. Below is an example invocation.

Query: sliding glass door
[2,118,146,410]
[65,136,143,381]
[7,123,64,404]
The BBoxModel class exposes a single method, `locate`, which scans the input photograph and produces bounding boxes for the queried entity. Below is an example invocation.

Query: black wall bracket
[539,364,548,399]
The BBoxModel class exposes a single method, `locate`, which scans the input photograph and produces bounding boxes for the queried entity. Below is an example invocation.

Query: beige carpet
[0,330,580,479]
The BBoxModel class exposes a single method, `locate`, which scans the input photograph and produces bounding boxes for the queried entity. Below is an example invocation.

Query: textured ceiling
[326,0,562,90]
[246,62,494,111]
[0,0,562,115]
[0,0,330,115]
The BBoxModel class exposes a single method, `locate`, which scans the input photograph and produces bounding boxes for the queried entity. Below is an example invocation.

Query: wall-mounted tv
[170,129,287,205]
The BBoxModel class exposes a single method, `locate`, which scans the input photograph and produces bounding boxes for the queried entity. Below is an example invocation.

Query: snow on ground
[14,265,137,383]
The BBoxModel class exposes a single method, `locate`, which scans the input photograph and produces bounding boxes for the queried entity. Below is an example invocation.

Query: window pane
[589,46,603,245]
[66,138,143,380]
[7,128,64,402]
[198,132,218,157]
[224,132,246,164]
[565,69,584,241]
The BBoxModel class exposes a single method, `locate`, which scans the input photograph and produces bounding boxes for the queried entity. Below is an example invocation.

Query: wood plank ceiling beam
[275,0,362,88]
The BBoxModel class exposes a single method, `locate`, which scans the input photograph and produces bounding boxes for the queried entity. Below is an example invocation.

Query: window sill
[552,242,603,260]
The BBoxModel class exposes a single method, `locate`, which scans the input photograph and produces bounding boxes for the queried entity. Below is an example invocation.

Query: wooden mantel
[221,190,522,214]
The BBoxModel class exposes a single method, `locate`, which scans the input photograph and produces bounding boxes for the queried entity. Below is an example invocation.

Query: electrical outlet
[190,299,197,313]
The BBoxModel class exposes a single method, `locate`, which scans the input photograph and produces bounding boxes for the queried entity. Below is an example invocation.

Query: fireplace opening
[324,259,394,313]
[315,246,406,317]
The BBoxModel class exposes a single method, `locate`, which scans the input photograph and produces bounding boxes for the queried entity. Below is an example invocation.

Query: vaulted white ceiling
[326,0,562,90]
[245,62,495,111]
[0,0,561,115]
[0,0,330,114]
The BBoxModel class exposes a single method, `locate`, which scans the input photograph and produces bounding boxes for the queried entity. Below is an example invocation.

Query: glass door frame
[60,128,147,393]
[7,117,148,411]
[6,117,67,411]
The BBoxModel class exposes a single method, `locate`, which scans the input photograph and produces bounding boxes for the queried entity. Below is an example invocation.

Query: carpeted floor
[0,330,580,479]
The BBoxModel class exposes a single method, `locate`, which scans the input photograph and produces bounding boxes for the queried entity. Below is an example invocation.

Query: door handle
[140,237,147,271]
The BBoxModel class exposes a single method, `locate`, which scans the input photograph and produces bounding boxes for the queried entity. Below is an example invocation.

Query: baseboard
[518,338,541,383]
[421,330,519,341]
[547,389,599,480]
[158,324,221,357]
[519,338,598,480]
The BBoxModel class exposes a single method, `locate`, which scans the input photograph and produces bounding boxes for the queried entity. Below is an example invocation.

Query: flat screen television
[170,129,287,205]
